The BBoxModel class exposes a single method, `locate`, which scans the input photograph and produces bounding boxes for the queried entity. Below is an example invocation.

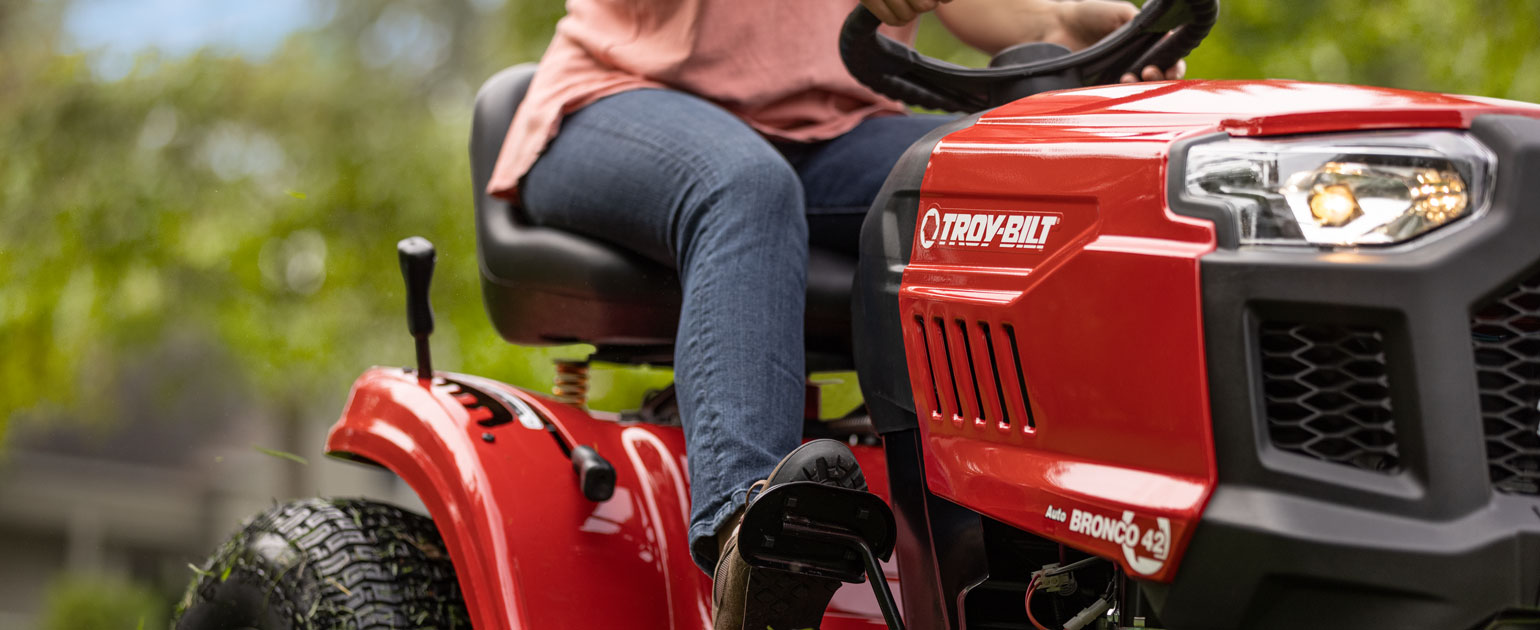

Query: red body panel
[325,368,895,630]
[902,79,1540,582]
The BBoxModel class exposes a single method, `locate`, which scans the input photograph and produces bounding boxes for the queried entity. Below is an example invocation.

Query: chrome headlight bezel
[1178,130,1497,249]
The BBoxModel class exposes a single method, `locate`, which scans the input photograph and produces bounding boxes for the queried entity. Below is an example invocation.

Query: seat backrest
[469,64,537,203]
[469,65,687,350]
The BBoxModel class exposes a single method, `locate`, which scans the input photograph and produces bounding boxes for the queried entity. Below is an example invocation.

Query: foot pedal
[737,482,905,630]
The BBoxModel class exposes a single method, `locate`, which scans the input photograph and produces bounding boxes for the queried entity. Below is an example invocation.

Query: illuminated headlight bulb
[1375,167,1470,241]
[1412,168,1468,224]
[1309,183,1362,227]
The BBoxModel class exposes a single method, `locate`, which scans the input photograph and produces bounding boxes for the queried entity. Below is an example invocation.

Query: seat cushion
[471,65,855,364]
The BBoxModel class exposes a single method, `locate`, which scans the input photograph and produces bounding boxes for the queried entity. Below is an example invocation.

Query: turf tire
[173,497,469,630]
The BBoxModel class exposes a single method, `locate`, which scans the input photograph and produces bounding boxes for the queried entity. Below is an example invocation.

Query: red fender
[325,367,894,630]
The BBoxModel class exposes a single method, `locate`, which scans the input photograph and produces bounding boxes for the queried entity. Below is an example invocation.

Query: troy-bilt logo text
[1067,508,1172,576]
[918,207,1060,251]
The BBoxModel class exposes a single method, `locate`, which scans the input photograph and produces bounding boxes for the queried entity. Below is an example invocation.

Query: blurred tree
[1182,0,1540,100]
[2,0,1539,450]
[0,0,574,462]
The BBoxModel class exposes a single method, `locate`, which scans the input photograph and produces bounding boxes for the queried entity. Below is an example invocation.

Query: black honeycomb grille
[1471,271,1540,495]
[1259,323,1399,472]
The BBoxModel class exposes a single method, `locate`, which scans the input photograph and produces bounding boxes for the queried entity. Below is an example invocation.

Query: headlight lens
[1184,131,1495,247]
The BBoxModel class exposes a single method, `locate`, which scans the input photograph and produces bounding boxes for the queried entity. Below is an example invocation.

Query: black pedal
[738,482,895,580]
[738,482,906,630]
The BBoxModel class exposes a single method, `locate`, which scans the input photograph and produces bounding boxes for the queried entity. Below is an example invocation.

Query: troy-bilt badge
[918,206,1061,251]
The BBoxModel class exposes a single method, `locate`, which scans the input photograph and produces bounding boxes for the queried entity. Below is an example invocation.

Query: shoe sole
[765,439,868,490]
[743,439,867,630]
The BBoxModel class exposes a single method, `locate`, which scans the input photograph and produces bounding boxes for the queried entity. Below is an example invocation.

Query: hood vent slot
[1000,324,1037,429]
[912,314,1037,430]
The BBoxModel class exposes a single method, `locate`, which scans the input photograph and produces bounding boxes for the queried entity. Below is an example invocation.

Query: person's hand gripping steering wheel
[859,0,1187,83]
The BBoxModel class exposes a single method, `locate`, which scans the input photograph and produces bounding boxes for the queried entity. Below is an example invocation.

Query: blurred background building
[2,0,1539,627]
[0,388,423,629]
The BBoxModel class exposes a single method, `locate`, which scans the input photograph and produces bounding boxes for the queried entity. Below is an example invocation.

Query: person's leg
[519,89,808,572]
[782,113,957,255]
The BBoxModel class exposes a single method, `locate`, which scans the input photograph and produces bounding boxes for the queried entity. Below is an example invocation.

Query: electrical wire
[1040,555,1107,577]
[1024,575,1053,630]
[1026,556,1118,630]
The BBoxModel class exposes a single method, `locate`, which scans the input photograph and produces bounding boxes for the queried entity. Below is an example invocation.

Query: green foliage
[39,574,166,630]
[1184,0,1540,101]
[2,0,1539,445]
[0,1,577,439]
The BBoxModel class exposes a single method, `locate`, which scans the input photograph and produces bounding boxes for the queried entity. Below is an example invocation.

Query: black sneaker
[711,439,868,630]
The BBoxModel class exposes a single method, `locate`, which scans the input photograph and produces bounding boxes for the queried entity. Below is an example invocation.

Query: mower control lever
[397,236,436,382]
[570,445,617,502]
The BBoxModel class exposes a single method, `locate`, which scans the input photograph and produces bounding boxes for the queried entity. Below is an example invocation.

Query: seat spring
[552,359,590,405]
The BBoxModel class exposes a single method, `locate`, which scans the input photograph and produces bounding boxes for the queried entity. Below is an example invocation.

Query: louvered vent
[913,316,1035,429]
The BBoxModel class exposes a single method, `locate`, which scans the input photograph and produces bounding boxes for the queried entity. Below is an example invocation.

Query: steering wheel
[839,0,1219,112]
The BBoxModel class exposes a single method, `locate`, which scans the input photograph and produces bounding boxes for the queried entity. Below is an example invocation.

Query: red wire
[1024,575,1053,630]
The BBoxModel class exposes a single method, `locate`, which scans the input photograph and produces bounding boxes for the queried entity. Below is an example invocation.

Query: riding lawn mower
[173,1,1540,628]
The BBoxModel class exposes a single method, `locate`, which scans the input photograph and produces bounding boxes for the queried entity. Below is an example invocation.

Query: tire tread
[174,497,469,630]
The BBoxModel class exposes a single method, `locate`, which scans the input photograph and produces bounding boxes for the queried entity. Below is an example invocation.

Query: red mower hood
[978,79,1540,138]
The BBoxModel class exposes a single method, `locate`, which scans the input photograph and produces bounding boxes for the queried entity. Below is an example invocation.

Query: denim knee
[673,150,808,269]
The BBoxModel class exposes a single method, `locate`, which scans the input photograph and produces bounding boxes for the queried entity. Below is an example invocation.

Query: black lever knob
[397,237,436,380]
[570,445,616,502]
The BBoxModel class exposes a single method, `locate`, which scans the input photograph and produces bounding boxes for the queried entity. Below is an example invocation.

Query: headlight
[1184,131,1495,247]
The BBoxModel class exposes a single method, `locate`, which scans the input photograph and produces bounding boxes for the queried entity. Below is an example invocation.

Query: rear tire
[173,497,470,630]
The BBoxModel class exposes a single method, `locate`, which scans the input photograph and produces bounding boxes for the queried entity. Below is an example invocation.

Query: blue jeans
[520,88,950,572]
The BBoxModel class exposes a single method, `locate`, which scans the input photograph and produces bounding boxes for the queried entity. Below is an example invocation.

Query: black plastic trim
[1166,131,1242,249]
[1157,114,1540,630]
[881,429,987,630]
[854,112,986,434]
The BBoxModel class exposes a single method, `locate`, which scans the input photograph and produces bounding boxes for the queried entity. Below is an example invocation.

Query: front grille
[1259,322,1400,472]
[1471,270,1540,494]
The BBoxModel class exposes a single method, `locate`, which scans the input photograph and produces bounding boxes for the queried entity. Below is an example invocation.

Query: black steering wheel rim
[839,0,1219,112]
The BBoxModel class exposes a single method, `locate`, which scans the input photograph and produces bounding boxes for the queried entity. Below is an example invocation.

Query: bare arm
[859,0,1186,82]
[933,0,1063,56]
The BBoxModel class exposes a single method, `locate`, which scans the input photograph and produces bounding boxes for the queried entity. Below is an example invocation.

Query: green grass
[40,574,166,630]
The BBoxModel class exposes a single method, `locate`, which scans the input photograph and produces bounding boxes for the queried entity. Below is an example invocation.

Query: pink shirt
[487,0,917,199]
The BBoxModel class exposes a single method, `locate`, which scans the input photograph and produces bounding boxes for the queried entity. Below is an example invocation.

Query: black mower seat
[470,64,856,365]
